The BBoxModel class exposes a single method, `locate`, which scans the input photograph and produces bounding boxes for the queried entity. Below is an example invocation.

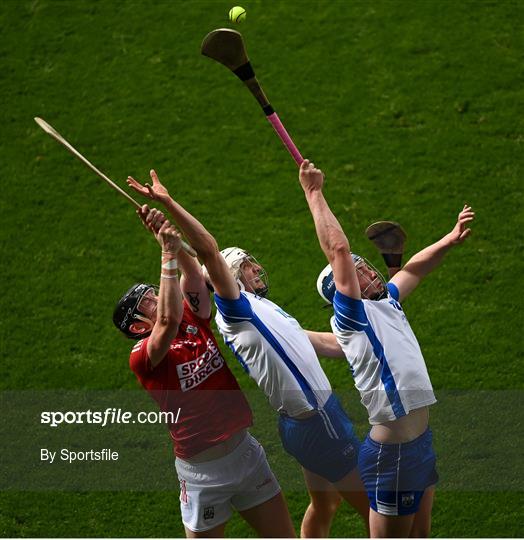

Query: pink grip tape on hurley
[267,112,303,166]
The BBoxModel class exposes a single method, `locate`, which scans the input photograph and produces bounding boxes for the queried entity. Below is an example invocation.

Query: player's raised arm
[298,160,361,300]
[128,170,240,301]
[177,249,212,320]
[138,205,210,318]
[137,207,184,366]
[390,205,475,302]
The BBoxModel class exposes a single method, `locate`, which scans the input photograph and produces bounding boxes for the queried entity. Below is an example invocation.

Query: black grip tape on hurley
[233,62,255,81]
[382,253,402,268]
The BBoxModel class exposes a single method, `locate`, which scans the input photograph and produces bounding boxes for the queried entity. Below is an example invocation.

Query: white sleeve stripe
[335,310,368,327]
[219,313,251,321]
[333,318,365,334]
[335,312,368,331]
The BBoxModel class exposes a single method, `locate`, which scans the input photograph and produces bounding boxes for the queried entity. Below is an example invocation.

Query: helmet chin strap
[238,263,269,297]
[253,283,269,297]
[134,313,155,328]
[238,276,268,297]
[362,286,387,301]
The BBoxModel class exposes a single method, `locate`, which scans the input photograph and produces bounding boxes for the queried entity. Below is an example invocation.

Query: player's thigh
[409,485,435,538]
[333,467,370,519]
[232,434,293,536]
[370,507,415,539]
[238,491,296,538]
[302,467,342,511]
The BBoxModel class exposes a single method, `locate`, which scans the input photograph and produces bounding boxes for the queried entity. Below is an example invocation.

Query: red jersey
[129,300,253,459]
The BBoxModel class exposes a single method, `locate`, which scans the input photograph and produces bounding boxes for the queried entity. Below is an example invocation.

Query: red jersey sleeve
[129,338,153,378]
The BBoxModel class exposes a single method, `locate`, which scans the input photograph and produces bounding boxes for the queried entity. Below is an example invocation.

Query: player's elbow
[154,304,183,336]
[401,261,427,282]
[197,233,220,261]
[327,238,350,263]
[147,320,181,367]
[157,313,182,332]
[323,226,349,253]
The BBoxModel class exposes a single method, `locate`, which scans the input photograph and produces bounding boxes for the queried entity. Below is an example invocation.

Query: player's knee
[309,494,342,515]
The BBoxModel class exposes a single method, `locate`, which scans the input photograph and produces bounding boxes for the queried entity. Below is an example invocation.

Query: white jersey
[331,283,436,425]
[214,291,332,417]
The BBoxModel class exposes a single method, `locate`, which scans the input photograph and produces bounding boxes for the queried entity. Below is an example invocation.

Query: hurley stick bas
[201,29,303,166]
[366,221,407,279]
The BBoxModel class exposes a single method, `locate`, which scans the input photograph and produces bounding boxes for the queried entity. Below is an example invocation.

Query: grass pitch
[0,0,522,537]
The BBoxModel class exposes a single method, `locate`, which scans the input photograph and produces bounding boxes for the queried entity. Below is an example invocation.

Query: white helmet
[220,247,251,280]
[221,247,269,297]
[316,263,336,304]
[317,254,386,303]
[201,248,247,290]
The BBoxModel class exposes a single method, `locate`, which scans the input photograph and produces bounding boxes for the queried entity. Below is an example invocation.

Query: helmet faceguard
[220,247,269,297]
[113,283,159,339]
[353,256,387,301]
[317,254,387,304]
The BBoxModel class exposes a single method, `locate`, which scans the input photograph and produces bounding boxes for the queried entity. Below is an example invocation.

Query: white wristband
[162,259,178,270]
[160,273,179,279]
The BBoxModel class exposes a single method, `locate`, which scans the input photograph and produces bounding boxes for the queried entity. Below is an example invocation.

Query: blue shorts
[358,427,439,516]
[278,394,360,483]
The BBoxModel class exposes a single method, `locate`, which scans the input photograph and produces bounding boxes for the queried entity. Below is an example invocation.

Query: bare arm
[391,205,475,302]
[299,160,361,300]
[178,249,212,319]
[138,207,184,367]
[128,170,240,300]
[306,331,345,358]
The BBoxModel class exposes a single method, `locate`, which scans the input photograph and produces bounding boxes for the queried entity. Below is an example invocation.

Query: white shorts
[175,432,281,532]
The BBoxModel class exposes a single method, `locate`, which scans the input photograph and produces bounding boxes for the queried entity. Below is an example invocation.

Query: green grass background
[0,0,522,536]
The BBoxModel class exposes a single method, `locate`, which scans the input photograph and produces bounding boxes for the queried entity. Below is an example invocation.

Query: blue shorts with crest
[278,394,360,483]
[358,427,438,516]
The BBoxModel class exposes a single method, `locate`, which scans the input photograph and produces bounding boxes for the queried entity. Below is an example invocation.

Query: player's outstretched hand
[299,159,325,193]
[127,169,170,202]
[156,220,182,255]
[448,205,475,245]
